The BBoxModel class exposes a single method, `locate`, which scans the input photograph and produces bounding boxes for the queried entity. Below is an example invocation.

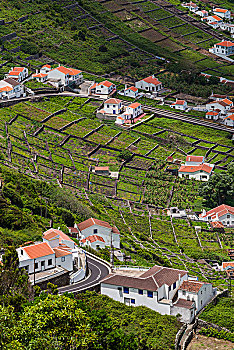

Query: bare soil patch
[187,334,234,350]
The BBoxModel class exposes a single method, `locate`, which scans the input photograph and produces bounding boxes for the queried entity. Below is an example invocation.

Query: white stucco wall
[43,237,60,248]
[179,171,210,181]
[56,254,73,271]
[17,248,56,275]
[178,283,215,313]
[135,80,162,92]
[101,283,171,315]
[104,102,122,115]
[81,224,120,249]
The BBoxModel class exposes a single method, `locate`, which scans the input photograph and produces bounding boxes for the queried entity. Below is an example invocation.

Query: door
[124,297,130,306]
[41,261,45,271]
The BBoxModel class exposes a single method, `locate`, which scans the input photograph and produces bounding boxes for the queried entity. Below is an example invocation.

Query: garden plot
[110,132,139,149]
[64,138,95,156]
[66,97,88,112]
[131,139,154,155]
[65,118,101,138]
[45,111,80,129]
[8,116,38,138]
[63,168,88,188]
[140,28,167,42]
[10,102,50,122]
[90,148,121,171]
[37,129,64,146]
[11,152,35,172]
[199,230,220,250]
[127,155,154,170]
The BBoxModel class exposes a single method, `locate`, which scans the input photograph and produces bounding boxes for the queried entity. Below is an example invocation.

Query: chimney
[36,69,38,74]
[125,84,128,90]
[152,74,155,78]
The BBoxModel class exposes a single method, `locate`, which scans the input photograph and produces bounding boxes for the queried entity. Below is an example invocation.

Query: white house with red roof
[209,41,234,56]
[182,2,198,12]
[40,64,51,74]
[0,78,24,99]
[124,102,142,120]
[135,75,163,93]
[199,204,234,227]
[6,67,28,82]
[178,280,215,313]
[170,99,187,111]
[80,235,106,250]
[213,8,231,20]
[47,65,83,87]
[32,72,48,83]
[178,163,214,181]
[101,265,216,323]
[195,10,208,17]
[206,98,233,118]
[224,114,234,127]
[90,80,116,96]
[77,218,120,249]
[185,155,204,166]
[124,86,139,98]
[205,110,220,120]
[102,98,123,115]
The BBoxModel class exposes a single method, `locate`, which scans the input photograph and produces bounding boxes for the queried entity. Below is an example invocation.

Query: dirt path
[187,334,234,350]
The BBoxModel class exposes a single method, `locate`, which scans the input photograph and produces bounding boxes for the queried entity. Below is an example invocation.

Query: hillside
[0,0,233,82]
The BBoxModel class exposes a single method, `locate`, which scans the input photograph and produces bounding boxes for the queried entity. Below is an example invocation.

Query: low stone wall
[175,323,187,350]
[36,271,70,290]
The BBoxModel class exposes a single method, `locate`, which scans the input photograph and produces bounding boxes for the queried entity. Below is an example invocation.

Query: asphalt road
[58,255,110,294]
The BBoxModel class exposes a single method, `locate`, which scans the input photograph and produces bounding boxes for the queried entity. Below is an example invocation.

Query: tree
[0,246,33,311]
[199,162,234,207]
[117,149,133,162]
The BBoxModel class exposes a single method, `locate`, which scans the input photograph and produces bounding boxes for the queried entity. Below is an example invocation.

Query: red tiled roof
[43,231,59,240]
[199,204,234,220]
[128,102,141,109]
[174,298,195,309]
[53,247,72,257]
[174,100,186,105]
[112,226,120,235]
[68,227,79,233]
[98,80,114,88]
[222,261,234,269]
[42,64,51,68]
[24,242,54,259]
[13,67,25,72]
[216,40,234,47]
[0,86,13,92]
[127,86,138,92]
[32,73,47,78]
[222,98,233,105]
[142,76,162,86]
[179,164,213,174]
[179,280,205,293]
[101,265,187,291]
[206,111,219,116]
[224,114,234,121]
[214,8,228,13]
[104,98,121,104]
[210,221,224,228]
[186,156,204,163]
[9,71,20,76]
[78,218,112,231]
[82,235,105,243]
[212,15,222,21]
[43,228,73,243]
[95,166,109,171]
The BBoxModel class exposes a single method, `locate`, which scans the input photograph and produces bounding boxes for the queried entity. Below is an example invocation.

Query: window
[93,229,98,234]
[201,291,202,295]
[187,296,190,301]
[169,286,171,292]
[183,290,186,296]
[24,265,29,272]
[131,299,135,304]
[227,215,230,219]
[173,282,176,289]
[201,300,203,306]
[123,287,129,294]
[138,289,143,295]
[191,310,193,317]
[147,291,153,298]
[48,259,52,266]
[107,104,109,108]
[35,262,38,269]
[61,257,65,262]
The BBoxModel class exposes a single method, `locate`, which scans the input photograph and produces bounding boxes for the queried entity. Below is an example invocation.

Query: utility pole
[110,229,114,267]
[34,258,36,285]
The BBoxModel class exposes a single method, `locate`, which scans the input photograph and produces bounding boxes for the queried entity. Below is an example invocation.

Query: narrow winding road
[58,254,110,294]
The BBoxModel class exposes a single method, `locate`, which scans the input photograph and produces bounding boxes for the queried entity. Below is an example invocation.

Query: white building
[205,110,220,120]
[178,280,215,313]
[224,114,234,127]
[40,64,51,74]
[213,8,231,20]
[182,2,198,12]
[124,86,138,98]
[0,78,24,99]
[209,41,234,56]
[7,67,28,82]
[102,98,123,115]
[170,99,187,111]
[195,10,208,17]
[90,80,116,96]
[178,163,214,181]
[81,235,106,250]
[206,98,233,118]
[32,73,48,83]
[199,204,234,227]
[124,102,142,120]
[135,75,163,93]
[77,217,120,249]
[101,265,216,323]
[185,155,204,166]
[47,66,83,87]
[220,23,234,35]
